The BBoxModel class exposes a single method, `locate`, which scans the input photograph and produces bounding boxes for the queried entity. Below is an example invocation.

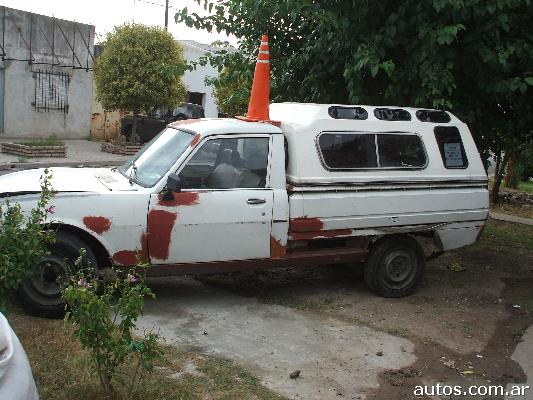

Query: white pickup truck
[0,103,489,316]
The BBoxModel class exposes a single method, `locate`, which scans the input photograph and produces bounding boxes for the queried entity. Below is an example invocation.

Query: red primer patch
[189,133,201,147]
[157,191,199,207]
[290,229,353,241]
[147,209,177,261]
[289,217,324,232]
[83,216,112,235]
[270,236,287,258]
[112,250,137,266]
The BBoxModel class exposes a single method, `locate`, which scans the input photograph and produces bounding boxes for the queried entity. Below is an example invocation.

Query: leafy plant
[19,135,65,147]
[0,169,55,314]
[94,23,187,143]
[62,257,162,398]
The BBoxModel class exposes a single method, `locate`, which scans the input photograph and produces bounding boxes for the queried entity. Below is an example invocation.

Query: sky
[1,0,237,45]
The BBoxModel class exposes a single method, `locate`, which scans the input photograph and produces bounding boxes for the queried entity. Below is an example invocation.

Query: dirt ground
[137,219,533,400]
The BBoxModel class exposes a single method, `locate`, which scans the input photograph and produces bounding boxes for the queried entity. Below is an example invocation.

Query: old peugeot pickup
[0,103,489,316]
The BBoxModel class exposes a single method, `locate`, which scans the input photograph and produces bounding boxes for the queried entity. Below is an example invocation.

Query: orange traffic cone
[237,35,272,123]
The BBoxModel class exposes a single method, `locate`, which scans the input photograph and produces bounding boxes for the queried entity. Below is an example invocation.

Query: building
[0,6,94,139]
[179,40,222,118]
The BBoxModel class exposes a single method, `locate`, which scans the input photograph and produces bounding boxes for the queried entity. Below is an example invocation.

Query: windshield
[119,127,194,187]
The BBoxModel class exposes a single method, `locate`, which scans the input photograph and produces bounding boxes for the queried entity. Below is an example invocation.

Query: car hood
[0,167,135,196]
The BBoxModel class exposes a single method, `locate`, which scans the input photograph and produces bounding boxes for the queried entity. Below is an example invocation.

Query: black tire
[364,235,425,298]
[18,232,98,318]
[174,113,187,121]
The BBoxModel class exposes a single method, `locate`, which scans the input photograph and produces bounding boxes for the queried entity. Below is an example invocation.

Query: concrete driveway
[137,276,416,400]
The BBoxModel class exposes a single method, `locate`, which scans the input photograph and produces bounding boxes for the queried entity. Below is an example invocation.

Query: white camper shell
[0,103,489,317]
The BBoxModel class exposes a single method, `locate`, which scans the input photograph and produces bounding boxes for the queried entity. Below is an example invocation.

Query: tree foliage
[177,0,533,200]
[94,24,187,141]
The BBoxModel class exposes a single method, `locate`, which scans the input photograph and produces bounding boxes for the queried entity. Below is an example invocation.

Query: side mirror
[166,173,182,192]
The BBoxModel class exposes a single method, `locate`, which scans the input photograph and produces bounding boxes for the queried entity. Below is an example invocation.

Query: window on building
[33,70,69,113]
[187,91,205,106]
[179,137,270,189]
[434,126,468,168]
[317,132,427,170]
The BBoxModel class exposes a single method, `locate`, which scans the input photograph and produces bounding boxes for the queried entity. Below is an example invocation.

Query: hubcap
[383,250,413,283]
[28,255,70,298]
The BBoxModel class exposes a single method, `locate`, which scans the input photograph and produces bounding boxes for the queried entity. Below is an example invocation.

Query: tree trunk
[492,151,510,204]
[130,113,140,144]
[504,153,519,189]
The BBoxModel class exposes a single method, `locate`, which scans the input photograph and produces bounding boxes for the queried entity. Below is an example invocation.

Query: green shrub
[62,257,161,398]
[19,135,65,147]
[0,169,55,313]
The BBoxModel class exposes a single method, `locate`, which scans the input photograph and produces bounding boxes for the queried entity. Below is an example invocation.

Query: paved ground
[0,138,128,170]
[506,325,533,400]
[490,211,533,226]
[138,277,416,400]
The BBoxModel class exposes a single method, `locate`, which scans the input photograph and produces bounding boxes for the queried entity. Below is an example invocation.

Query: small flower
[46,205,56,215]
[127,274,137,284]
[77,278,91,288]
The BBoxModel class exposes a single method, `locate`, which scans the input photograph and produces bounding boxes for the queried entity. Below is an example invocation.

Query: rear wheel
[18,232,98,318]
[364,235,425,298]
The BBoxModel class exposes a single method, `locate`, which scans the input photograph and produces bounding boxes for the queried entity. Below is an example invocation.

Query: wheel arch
[48,223,112,269]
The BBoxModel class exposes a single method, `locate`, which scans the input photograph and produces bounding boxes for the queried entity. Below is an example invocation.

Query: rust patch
[189,133,201,147]
[270,236,287,258]
[83,216,112,235]
[147,209,177,261]
[170,119,204,127]
[289,217,324,232]
[157,191,199,207]
[290,229,353,241]
[112,250,137,266]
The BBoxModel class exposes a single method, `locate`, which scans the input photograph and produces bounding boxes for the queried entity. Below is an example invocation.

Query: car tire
[18,231,98,318]
[174,113,187,121]
[364,235,425,298]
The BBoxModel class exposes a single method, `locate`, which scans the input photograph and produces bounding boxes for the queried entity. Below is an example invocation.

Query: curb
[489,212,533,226]
[0,160,124,171]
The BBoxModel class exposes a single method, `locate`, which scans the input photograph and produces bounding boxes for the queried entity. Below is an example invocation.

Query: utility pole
[164,0,169,30]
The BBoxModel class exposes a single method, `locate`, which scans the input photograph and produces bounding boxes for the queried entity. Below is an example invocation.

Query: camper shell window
[317,132,427,170]
[434,126,468,169]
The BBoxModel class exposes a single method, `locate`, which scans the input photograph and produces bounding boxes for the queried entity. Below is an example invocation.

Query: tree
[202,44,252,116]
[176,0,533,201]
[94,24,187,143]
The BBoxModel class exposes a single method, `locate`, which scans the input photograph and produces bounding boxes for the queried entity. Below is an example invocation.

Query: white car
[0,313,39,400]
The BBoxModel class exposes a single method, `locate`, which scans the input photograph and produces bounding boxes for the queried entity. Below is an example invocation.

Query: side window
[178,137,270,189]
[377,134,426,168]
[434,126,468,169]
[317,132,427,170]
[318,133,377,169]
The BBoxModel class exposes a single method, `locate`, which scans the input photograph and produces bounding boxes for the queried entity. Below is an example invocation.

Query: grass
[8,308,287,400]
[518,180,533,194]
[479,219,533,250]
[19,135,65,147]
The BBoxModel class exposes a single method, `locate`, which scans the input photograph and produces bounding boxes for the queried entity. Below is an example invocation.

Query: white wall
[0,7,94,138]
[180,41,219,118]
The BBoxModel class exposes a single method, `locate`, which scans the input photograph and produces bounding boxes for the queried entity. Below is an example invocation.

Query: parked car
[121,103,205,143]
[0,103,488,317]
[0,313,39,400]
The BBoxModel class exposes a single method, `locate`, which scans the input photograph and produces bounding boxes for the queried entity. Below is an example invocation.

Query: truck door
[147,135,274,264]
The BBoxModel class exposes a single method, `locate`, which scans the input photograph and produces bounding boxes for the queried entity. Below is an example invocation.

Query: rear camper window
[434,126,468,169]
[318,132,427,170]
[374,108,411,121]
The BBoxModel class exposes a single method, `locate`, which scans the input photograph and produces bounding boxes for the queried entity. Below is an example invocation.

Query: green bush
[63,257,161,398]
[0,169,55,313]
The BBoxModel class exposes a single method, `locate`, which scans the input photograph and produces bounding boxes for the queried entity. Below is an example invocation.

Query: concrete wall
[0,6,94,139]
[90,81,123,142]
[180,41,219,118]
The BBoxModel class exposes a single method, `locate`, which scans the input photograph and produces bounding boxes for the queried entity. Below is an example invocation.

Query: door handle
[247,198,266,205]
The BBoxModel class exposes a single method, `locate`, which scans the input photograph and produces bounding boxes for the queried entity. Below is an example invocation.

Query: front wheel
[18,232,98,318]
[364,235,425,298]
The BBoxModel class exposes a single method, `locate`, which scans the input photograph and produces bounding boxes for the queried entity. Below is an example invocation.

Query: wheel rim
[23,254,71,303]
[383,249,416,287]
